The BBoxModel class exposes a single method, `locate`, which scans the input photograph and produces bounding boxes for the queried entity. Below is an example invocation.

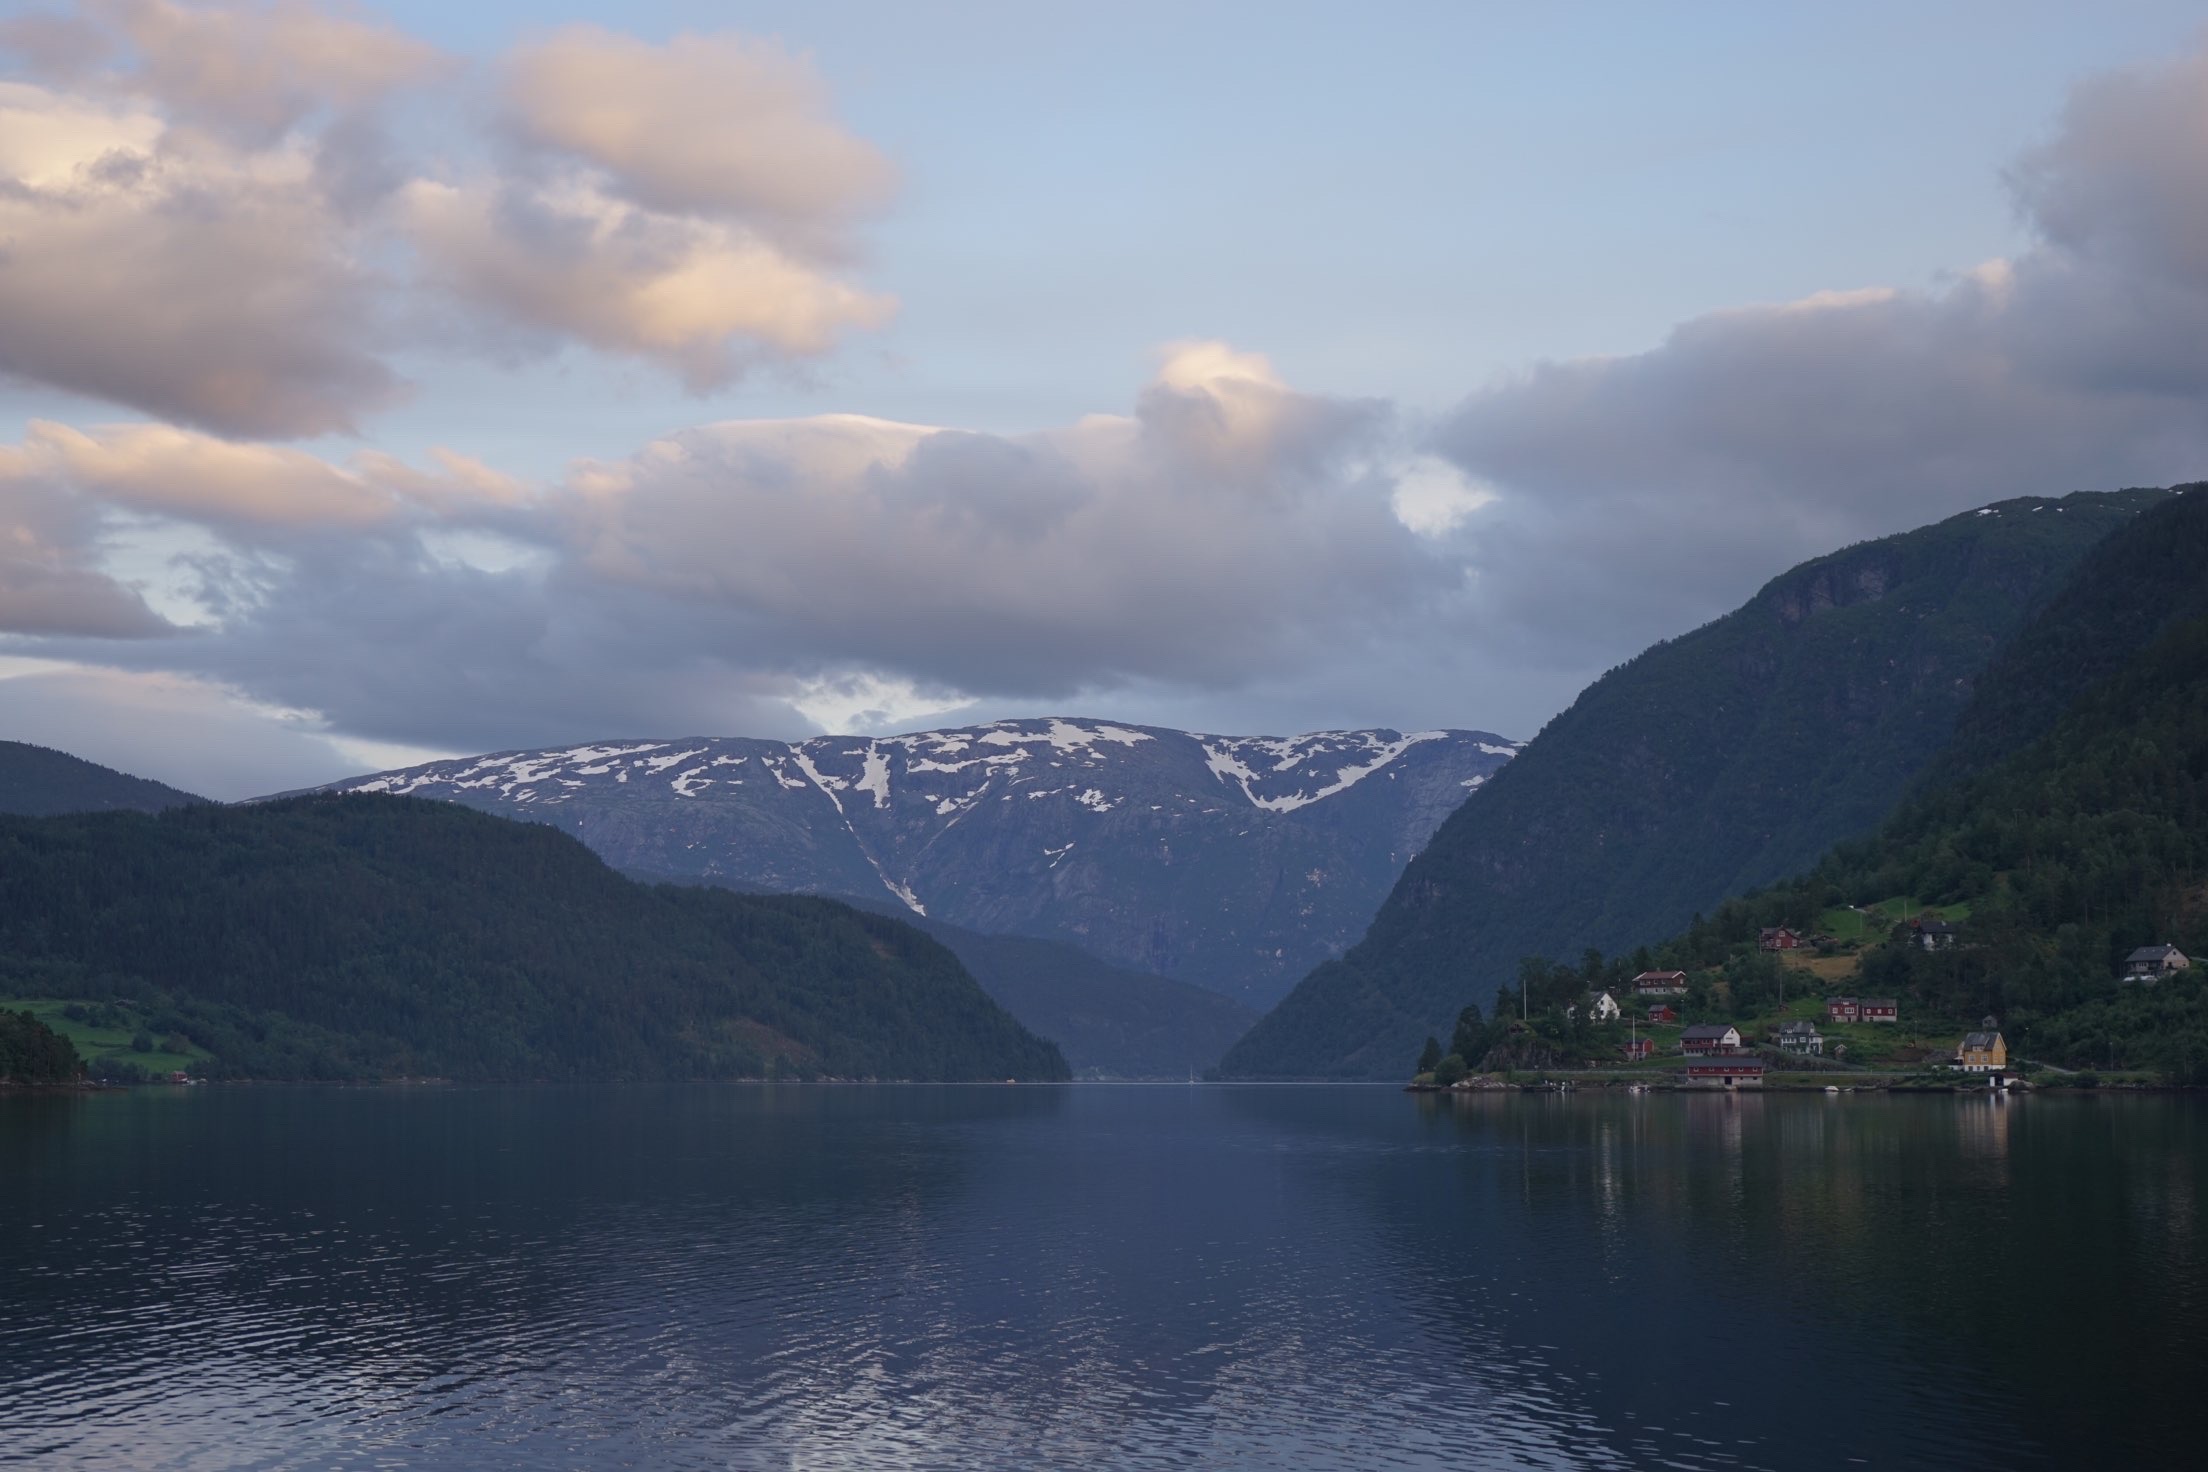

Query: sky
[6,1,2208,798]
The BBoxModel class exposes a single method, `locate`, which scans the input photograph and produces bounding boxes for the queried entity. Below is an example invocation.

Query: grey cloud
[0,665,365,800]
[84,547,818,754]
[0,561,171,638]
[1434,44,2208,671]
[0,11,114,78]
[0,467,174,638]
[553,350,1436,699]
[9,347,1466,753]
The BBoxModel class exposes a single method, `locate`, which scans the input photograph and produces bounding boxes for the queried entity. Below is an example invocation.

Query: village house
[1647,1003,1679,1025]
[1759,927,1803,952]
[1826,996,1858,1023]
[1621,1037,1654,1062]
[1685,1058,1767,1088]
[1958,1019,2008,1073]
[1632,969,1689,996]
[1773,1020,1824,1056]
[1569,990,1622,1023]
[1915,919,1960,951]
[1680,1024,1742,1056]
[2121,944,2190,983]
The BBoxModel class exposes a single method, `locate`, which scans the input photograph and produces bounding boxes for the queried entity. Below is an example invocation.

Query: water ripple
[2,1087,2203,1468]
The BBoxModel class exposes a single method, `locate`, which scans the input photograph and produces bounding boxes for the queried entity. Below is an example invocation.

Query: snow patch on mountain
[855,744,892,809]
[316,717,1522,993]
[1197,729,1453,814]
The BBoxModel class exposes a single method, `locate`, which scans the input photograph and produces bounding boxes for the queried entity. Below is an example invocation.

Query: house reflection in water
[1953,1091,2014,1170]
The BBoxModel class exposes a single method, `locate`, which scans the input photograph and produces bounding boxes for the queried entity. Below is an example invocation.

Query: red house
[1647,1004,1679,1025]
[1685,1058,1766,1088]
[1826,996,1860,1023]
[1622,1038,1654,1061]
[1759,927,1803,952]
[1858,998,1898,1023]
[1632,970,1689,996]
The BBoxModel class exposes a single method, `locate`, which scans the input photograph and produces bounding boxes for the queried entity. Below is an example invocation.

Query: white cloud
[86,0,445,145]
[0,4,899,432]
[403,176,896,389]
[0,78,400,437]
[5,420,529,535]
[500,25,893,236]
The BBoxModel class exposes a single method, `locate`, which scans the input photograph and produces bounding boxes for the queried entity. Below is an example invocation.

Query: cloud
[0,80,402,437]
[3,345,1467,752]
[0,663,378,800]
[0,4,897,432]
[501,25,893,237]
[9,420,524,534]
[86,0,444,145]
[552,343,1434,696]
[1431,42,2208,667]
[403,177,895,389]
[406,25,898,387]
[0,440,175,638]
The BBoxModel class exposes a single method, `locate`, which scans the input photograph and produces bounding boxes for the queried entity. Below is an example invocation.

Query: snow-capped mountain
[327,719,1519,1004]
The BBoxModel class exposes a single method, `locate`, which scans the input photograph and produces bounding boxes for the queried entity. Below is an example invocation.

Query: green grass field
[1585,990,1964,1071]
[2,997,214,1077]
[1816,896,1974,942]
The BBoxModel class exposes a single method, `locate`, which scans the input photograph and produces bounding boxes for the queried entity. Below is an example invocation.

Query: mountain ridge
[1220,487,2170,1078]
[0,740,206,817]
[0,793,1069,1083]
[320,718,1521,1004]
[1592,488,2208,1079]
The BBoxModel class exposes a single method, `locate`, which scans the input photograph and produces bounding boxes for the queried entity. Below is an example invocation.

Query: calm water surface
[2,1085,2202,1469]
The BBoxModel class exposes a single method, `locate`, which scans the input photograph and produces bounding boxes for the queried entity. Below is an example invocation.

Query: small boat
[1824,1085,1840,1094]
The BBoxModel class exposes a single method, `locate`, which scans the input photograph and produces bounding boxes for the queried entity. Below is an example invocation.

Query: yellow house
[1958,1027,2008,1073]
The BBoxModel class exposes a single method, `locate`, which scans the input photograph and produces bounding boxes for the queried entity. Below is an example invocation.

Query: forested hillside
[1640,490,2208,1078]
[0,740,204,816]
[0,794,1067,1082]
[1223,489,2167,1078]
[0,1009,80,1085]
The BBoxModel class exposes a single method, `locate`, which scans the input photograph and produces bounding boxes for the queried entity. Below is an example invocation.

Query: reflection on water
[2,1086,2203,1469]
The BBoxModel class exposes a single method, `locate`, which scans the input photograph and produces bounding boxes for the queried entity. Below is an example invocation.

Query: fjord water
[2,1087,2200,1469]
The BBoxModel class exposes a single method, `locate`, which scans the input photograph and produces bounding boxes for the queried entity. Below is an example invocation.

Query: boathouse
[1685,1058,1766,1088]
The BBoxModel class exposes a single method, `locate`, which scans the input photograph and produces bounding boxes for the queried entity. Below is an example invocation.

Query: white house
[1573,990,1622,1023]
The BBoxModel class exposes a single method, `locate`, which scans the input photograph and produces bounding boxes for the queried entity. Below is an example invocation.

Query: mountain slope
[1645,489,2208,1077]
[325,720,1519,1005]
[902,919,1257,1079]
[1222,488,2166,1078]
[653,870,1259,1077]
[0,740,205,816]
[0,793,1067,1083]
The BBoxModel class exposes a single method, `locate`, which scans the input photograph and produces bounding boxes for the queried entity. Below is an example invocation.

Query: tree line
[0,794,1068,1083]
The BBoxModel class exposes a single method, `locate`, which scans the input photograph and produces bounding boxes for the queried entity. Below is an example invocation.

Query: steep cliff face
[1221,488,2167,1078]
[326,720,1520,1005]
